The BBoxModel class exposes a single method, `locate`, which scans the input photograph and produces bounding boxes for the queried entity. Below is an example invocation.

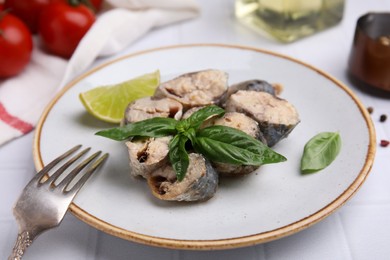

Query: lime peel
[79,70,160,123]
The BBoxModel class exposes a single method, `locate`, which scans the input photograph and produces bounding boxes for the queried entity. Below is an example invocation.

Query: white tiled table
[1,1,390,259]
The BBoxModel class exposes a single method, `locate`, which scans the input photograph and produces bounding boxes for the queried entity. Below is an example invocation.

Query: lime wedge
[79,70,160,123]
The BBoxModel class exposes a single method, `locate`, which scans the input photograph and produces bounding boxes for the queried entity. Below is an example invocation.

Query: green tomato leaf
[169,134,189,181]
[195,125,286,165]
[300,132,342,174]
[185,105,224,129]
[95,117,178,141]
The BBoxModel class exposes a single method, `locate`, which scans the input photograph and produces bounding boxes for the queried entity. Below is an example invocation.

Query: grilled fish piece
[153,69,228,109]
[126,136,171,179]
[220,79,283,107]
[206,112,265,176]
[147,153,218,202]
[225,90,300,147]
[123,97,183,124]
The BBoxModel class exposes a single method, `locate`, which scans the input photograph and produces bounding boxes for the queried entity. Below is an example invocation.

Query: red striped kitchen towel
[0,0,199,146]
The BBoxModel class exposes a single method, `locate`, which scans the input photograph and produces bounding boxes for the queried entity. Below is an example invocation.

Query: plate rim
[33,43,376,250]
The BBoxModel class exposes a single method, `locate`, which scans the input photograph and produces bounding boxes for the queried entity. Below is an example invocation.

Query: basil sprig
[96,105,286,181]
[300,132,341,174]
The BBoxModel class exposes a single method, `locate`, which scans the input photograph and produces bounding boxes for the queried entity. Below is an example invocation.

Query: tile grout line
[86,224,100,260]
[256,244,267,260]
[171,249,181,260]
[335,212,354,260]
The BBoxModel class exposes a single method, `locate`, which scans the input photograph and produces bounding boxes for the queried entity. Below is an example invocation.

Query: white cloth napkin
[0,0,200,146]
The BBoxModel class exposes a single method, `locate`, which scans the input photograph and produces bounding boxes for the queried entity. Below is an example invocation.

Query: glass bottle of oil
[235,0,345,42]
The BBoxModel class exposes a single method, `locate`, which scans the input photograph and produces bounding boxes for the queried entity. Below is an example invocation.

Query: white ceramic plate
[34,44,375,249]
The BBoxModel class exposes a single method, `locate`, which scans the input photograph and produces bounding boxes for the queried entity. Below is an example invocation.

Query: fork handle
[8,231,33,260]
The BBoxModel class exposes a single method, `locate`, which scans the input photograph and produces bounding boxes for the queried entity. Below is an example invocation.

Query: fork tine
[66,153,109,196]
[57,150,102,190]
[44,147,91,185]
[32,145,82,184]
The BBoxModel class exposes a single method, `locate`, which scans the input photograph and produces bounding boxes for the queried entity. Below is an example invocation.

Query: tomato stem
[0,8,11,20]
[68,0,81,7]
[68,0,96,13]
[81,0,96,13]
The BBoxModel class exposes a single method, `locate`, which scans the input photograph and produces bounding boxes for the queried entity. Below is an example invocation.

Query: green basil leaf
[169,134,189,181]
[183,127,197,146]
[175,119,191,133]
[300,132,341,174]
[195,125,286,165]
[185,105,224,129]
[95,117,178,141]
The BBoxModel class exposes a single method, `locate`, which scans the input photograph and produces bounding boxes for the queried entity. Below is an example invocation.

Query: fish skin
[147,153,218,202]
[258,121,298,148]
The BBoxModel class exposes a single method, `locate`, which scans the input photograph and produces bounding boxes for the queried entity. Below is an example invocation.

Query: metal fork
[8,145,108,260]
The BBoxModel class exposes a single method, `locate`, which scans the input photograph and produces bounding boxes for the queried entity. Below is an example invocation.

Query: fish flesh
[225,90,300,147]
[219,79,283,107]
[206,112,265,176]
[205,112,266,143]
[123,97,183,124]
[126,136,172,179]
[147,153,218,201]
[153,69,228,109]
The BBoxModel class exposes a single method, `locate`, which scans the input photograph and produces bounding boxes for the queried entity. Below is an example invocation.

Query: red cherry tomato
[4,0,51,33]
[0,13,33,78]
[38,3,95,59]
[4,0,101,34]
